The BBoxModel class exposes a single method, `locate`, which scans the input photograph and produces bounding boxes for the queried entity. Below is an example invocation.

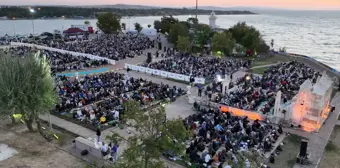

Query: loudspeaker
[81,149,88,156]
[299,139,308,157]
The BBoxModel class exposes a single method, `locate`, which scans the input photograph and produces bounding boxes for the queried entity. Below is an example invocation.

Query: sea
[0,10,339,70]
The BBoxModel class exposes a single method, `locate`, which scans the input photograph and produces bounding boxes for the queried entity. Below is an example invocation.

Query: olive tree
[0,51,57,141]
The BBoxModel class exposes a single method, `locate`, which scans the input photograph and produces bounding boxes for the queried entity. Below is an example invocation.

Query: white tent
[140,28,157,40]
[125,29,138,34]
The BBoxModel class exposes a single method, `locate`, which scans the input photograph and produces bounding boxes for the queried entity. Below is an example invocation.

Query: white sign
[10,42,116,65]
[138,66,146,72]
[153,69,161,76]
[145,68,153,74]
[124,63,206,84]
[160,71,168,77]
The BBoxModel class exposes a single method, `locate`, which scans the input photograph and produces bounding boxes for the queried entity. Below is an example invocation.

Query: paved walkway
[293,92,340,168]
[40,114,94,138]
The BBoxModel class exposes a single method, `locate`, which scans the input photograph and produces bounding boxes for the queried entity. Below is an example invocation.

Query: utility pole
[195,0,198,19]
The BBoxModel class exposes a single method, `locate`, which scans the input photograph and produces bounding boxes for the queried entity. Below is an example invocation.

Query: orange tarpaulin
[220,105,264,121]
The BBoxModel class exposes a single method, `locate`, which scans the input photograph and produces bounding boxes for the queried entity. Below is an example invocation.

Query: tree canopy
[153,20,161,32]
[228,22,269,53]
[134,22,143,33]
[187,17,198,24]
[159,16,179,34]
[168,22,189,47]
[0,51,57,140]
[191,24,212,48]
[176,36,191,53]
[211,32,236,55]
[107,100,189,168]
[96,13,121,34]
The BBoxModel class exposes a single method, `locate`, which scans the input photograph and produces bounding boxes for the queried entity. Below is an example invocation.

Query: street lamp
[29,8,35,35]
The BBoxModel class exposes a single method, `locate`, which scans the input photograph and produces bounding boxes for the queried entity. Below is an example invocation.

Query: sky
[2,0,340,10]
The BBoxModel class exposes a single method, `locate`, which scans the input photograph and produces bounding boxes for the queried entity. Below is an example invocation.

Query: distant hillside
[79,4,160,9]
[0,6,255,19]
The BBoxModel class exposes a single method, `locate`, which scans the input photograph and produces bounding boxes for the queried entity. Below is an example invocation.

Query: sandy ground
[319,125,340,168]
[0,120,85,168]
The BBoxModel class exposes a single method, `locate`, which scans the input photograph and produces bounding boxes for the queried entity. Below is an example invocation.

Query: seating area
[2,46,109,73]
[43,34,154,61]
[209,61,321,114]
[55,72,185,127]
[180,104,284,167]
[140,54,251,78]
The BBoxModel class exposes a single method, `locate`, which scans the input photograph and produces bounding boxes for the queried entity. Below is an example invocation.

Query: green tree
[176,36,191,53]
[159,15,179,34]
[134,22,143,33]
[107,100,189,168]
[168,22,189,46]
[96,13,121,34]
[153,20,161,32]
[121,23,126,30]
[179,21,190,30]
[84,20,90,25]
[228,22,269,53]
[0,51,57,140]
[187,17,198,24]
[212,32,236,56]
[192,24,212,48]
[147,24,151,28]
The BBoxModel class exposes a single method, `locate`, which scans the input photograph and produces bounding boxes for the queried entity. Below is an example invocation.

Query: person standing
[96,127,101,143]
[111,144,119,162]
[198,86,202,97]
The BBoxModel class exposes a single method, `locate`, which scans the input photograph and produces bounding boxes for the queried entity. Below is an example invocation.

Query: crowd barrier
[125,63,206,84]
[10,42,116,65]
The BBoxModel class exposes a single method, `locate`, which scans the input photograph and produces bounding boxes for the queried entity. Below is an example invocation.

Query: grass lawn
[268,134,302,168]
[252,67,267,75]
[319,126,340,168]
[252,55,293,67]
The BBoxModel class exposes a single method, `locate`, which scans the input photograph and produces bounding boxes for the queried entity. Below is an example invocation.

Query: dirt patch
[0,120,85,168]
[319,126,340,168]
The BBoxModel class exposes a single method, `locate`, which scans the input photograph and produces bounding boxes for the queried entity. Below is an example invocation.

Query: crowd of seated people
[55,73,185,126]
[183,104,283,167]
[42,33,154,61]
[210,61,320,113]
[2,46,109,73]
[141,54,251,78]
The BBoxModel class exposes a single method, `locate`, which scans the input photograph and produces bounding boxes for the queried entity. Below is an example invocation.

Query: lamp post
[29,8,35,35]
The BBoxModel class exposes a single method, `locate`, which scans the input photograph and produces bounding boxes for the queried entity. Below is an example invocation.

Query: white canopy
[140,28,157,36]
